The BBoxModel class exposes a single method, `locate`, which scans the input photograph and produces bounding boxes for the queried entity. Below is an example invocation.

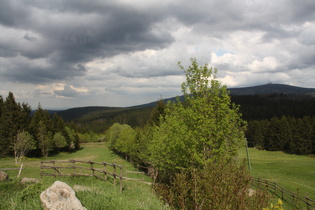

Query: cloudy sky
[0,0,315,109]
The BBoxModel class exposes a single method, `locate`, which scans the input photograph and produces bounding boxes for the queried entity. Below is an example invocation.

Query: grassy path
[0,142,168,210]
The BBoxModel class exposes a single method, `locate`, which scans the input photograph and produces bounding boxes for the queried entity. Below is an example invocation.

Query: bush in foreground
[154,159,270,210]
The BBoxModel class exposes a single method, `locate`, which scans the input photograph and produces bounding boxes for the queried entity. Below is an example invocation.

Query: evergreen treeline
[0,92,80,158]
[232,94,315,155]
[247,116,315,155]
[231,94,315,121]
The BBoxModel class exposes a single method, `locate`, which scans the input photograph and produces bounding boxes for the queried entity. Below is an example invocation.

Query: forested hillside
[56,84,315,156]
[59,106,153,133]
[1,83,315,158]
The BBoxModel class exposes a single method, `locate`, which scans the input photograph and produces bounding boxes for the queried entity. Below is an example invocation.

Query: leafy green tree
[65,127,80,150]
[150,58,246,174]
[107,123,125,150]
[53,132,67,151]
[14,130,36,165]
[115,125,136,156]
[132,126,154,163]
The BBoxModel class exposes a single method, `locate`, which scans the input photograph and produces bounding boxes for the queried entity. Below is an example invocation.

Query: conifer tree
[37,120,53,157]
[150,99,166,126]
[0,92,31,157]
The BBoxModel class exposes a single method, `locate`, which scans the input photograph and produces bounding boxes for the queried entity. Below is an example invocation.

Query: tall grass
[0,142,168,210]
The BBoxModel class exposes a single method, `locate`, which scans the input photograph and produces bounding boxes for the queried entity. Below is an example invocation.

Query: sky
[0,0,315,109]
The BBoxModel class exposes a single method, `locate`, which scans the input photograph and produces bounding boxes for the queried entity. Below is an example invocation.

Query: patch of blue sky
[214,49,235,56]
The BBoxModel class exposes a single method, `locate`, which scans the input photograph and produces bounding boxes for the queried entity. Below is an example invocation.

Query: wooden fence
[40,160,123,192]
[252,177,315,209]
[0,164,24,178]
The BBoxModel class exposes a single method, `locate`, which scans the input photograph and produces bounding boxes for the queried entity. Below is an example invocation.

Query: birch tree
[150,58,246,174]
[14,130,36,165]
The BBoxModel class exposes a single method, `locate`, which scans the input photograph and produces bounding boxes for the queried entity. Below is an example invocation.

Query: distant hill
[57,106,122,121]
[55,83,315,132]
[132,83,315,108]
[228,83,315,96]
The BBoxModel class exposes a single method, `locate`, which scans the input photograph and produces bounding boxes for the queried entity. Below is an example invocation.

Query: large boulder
[40,181,86,210]
[0,171,8,181]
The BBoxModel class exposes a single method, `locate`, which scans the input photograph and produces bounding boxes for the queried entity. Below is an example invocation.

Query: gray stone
[0,171,8,181]
[40,181,86,210]
[21,177,40,184]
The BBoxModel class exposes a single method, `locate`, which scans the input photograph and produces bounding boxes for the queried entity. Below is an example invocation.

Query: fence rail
[0,164,24,178]
[251,177,315,209]
[40,160,124,192]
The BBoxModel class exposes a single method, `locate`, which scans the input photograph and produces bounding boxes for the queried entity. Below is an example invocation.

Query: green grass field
[239,147,315,202]
[1,143,314,209]
[0,142,168,210]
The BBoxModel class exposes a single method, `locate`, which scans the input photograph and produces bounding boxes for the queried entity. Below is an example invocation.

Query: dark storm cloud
[0,0,174,83]
[2,61,87,84]
[1,0,315,90]
[168,0,314,41]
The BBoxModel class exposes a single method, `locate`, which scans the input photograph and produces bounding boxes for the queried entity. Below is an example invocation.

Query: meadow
[0,142,168,210]
[1,143,314,209]
[239,147,315,203]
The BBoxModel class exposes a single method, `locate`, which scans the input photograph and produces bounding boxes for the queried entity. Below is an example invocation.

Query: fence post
[71,159,76,175]
[40,161,43,179]
[89,161,94,176]
[119,166,123,193]
[113,164,117,187]
[53,161,56,177]
[103,162,107,180]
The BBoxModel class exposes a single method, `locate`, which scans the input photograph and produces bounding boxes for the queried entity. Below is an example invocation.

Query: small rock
[40,181,86,210]
[21,177,40,184]
[248,188,256,196]
[0,171,8,181]
[73,185,93,192]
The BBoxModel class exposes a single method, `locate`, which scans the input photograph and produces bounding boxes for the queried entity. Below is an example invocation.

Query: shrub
[154,159,270,210]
